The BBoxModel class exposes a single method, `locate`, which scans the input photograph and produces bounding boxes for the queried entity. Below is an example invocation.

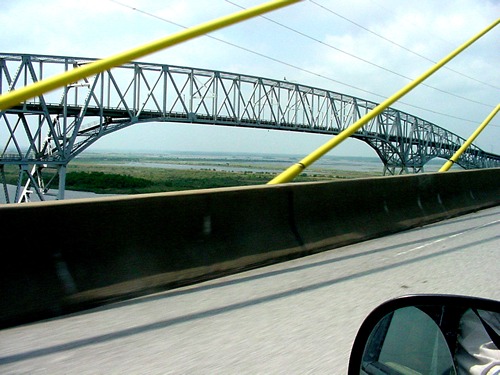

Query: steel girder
[1,53,499,203]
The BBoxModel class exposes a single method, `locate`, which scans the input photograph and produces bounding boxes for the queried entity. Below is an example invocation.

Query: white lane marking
[395,218,500,256]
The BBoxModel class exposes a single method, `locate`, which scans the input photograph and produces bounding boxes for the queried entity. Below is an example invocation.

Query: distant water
[94,151,381,171]
[103,151,445,174]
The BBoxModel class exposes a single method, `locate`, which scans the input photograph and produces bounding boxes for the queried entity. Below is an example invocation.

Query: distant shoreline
[75,150,389,173]
[1,151,445,203]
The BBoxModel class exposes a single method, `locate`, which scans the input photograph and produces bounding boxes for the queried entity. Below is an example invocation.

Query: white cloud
[1,0,499,156]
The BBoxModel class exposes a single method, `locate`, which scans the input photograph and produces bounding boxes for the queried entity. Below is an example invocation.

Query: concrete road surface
[1,205,499,374]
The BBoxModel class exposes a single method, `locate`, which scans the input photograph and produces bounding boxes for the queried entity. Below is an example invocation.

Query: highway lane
[1,205,499,374]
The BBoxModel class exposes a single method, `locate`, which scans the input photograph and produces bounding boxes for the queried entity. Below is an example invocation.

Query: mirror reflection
[359,306,500,375]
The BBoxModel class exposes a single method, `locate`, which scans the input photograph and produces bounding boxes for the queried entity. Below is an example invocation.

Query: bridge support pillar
[383,164,408,176]
[58,165,67,201]
[0,165,9,204]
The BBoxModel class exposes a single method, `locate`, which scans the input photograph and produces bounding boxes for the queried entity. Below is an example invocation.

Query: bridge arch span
[1,53,499,202]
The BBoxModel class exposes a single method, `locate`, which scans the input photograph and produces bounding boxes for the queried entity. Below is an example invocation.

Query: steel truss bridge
[1,53,499,203]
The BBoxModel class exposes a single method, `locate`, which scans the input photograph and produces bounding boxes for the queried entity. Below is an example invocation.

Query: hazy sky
[1,0,499,157]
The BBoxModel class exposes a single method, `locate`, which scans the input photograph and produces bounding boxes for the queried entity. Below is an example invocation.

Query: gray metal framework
[1,53,499,203]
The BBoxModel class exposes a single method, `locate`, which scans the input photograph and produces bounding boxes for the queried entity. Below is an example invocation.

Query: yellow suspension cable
[268,18,499,184]
[439,103,500,172]
[0,0,302,111]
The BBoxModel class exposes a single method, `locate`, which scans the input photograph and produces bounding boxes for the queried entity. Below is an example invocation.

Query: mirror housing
[348,294,500,375]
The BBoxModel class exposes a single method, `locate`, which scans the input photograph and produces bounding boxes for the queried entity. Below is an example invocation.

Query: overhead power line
[309,0,500,91]
[225,0,494,107]
[107,0,497,126]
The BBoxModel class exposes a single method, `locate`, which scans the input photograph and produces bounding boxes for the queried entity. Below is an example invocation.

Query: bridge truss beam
[1,53,499,202]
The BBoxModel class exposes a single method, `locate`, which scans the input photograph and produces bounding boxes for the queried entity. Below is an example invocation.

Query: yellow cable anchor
[0,0,302,111]
[268,18,499,184]
[439,104,500,172]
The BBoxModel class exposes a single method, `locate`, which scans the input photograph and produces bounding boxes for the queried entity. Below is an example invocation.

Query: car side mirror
[348,294,500,375]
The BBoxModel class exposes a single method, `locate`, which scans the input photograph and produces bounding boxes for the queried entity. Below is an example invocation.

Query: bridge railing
[1,168,498,327]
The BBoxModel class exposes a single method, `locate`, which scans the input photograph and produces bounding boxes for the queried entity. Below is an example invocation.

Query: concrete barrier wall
[1,168,499,328]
